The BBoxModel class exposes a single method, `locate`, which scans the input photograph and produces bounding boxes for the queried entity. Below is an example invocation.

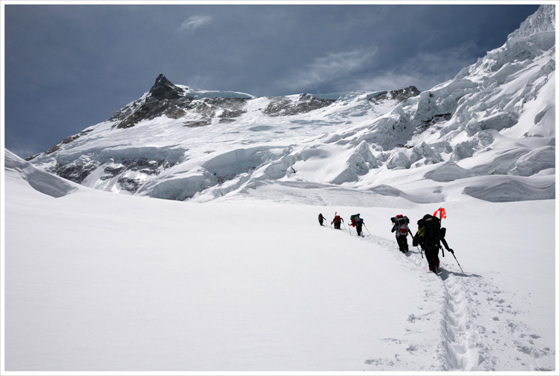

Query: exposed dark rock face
[181,97,249,127]
[26,129,94,160]
[117,177,141,192]
[52,157,174,192]
[420,113,453,129]
[108,97,144,123]
[149,74,184,100]
[113,74,191,129]
[100,158,171,181]
[370,86,420,103]
[53,160,100,183]
[106,158,175,193]
[264,93,335,116]
[214,98,248,123]
[110,74,250,129]
[100,165,126,180]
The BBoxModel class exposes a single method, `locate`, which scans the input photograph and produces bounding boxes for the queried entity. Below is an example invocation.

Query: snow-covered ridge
[509,3,556,38]
[5,149,79,198]
[27,5,555,204]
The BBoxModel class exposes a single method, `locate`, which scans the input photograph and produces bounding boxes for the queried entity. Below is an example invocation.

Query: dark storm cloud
[3,3,540,157]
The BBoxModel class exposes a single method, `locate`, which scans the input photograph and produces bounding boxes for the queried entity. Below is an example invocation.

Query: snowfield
[3,150,557,372]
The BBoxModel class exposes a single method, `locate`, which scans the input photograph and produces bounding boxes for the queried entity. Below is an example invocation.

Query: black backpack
[414,214,441,249]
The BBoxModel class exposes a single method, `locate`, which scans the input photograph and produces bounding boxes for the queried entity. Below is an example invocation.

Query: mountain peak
[149,74,184,100]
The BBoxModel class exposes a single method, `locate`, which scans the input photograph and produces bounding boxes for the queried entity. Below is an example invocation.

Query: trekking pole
[451,252,464,274]
[417,246,423,258]
[364,224,371,235]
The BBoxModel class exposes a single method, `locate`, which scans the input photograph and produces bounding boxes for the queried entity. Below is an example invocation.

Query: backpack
[414,214,440,249]
[350,214,360,227]
[391,215,409,236]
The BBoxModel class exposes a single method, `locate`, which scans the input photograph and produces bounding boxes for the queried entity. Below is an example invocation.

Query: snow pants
[424,247,440,272]
[396,235,409,253]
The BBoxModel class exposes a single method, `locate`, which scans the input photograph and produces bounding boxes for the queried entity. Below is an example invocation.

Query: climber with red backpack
[331,212,344,229]
[391,214,413,253]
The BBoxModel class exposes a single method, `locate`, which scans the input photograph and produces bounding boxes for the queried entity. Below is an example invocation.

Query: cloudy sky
[3,2,540,158]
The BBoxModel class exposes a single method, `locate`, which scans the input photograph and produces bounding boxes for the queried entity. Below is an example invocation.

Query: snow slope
[3,146,557,373]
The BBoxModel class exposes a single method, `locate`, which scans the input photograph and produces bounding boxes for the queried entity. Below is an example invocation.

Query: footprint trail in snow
[360,233,554,371]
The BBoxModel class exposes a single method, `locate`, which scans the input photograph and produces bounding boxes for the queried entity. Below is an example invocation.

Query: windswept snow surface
[3,150,557,373]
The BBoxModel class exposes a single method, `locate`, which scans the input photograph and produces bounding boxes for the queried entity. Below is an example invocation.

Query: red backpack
[392,214,409,236]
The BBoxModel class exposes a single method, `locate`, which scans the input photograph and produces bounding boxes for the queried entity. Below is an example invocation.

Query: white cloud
[352,71,421,92]
[313,49,375,75]
[177,15,212,32]
[278,48,377,92]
